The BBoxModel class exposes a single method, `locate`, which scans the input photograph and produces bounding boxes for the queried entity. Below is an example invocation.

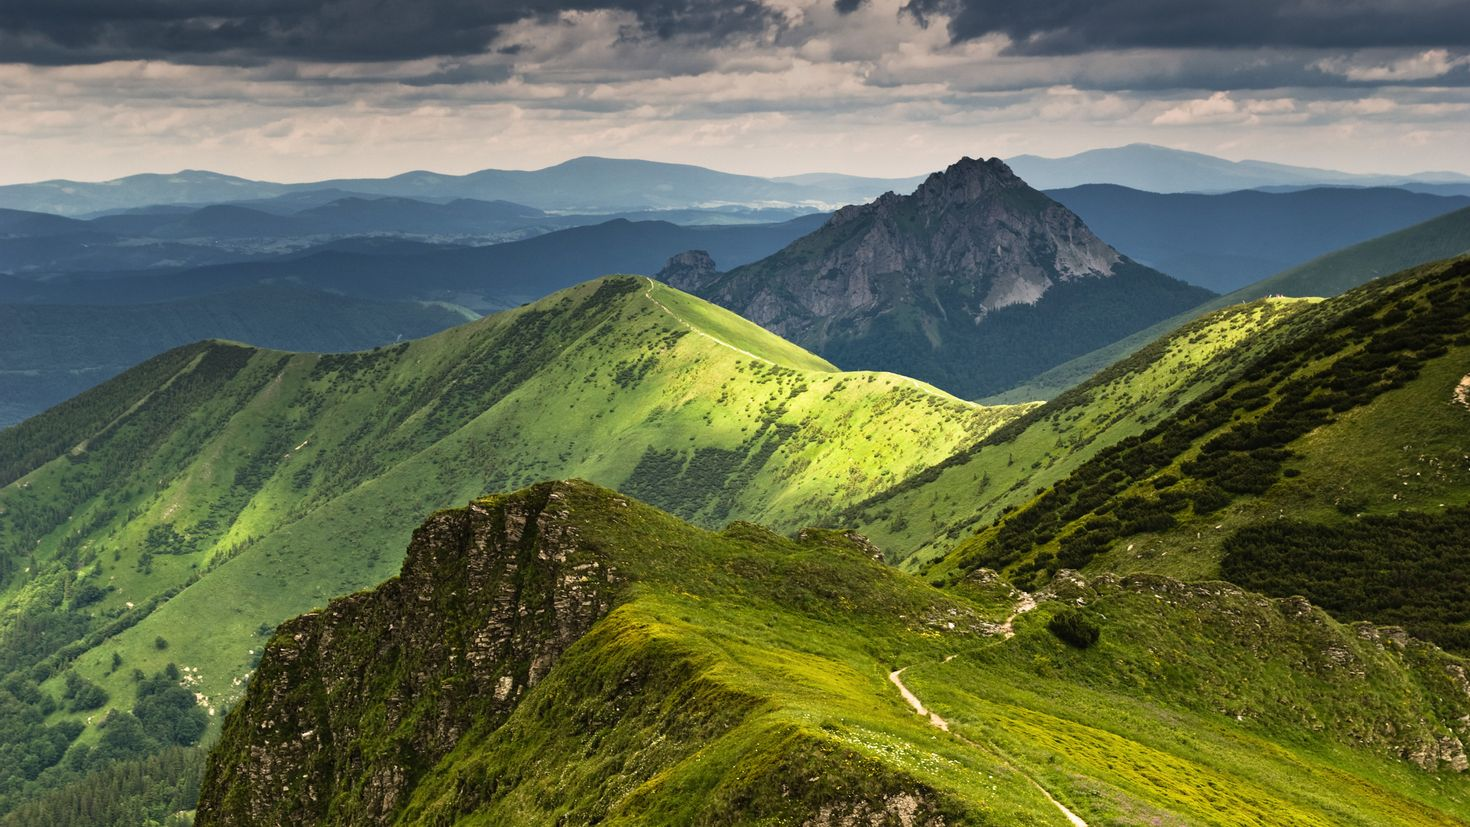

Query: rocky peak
[197,481,626,825]
[656,249,719,292]
[678,155,1211,398]
[911,156,1027,206]
[712,153,1124,330]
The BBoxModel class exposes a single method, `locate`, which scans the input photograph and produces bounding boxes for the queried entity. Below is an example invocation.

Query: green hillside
[0,276,1019,810]
[937,256,1470,652]
[200,481,1470,825]
[842,296,1318,568]
[988,205,1470,404]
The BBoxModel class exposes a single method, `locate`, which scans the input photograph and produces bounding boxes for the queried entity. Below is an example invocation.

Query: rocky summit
[663,157,1213,399]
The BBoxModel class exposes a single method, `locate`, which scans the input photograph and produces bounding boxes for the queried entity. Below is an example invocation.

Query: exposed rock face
[705,158,1123,336]
[681,157,1211,398]
[657,248,719,293]
[196,482,623,825]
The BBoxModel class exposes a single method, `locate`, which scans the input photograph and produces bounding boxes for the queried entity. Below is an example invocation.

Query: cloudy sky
[4,0,1469,184]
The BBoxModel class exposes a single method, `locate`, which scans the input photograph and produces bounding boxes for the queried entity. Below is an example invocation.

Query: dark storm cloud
[0,0,782,65]
[896,0,1470,54]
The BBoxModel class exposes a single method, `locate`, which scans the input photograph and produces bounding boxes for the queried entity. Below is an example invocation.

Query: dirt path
[641,277,776,366]
[998,593,1036,638]
[1455,374,1470,411]
[887,666,1087,826]
[888,593,1088,827]
[888,667,949,731]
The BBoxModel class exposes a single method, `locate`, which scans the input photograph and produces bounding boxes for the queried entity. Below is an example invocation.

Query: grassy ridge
[200,482,1470,825]
[842,297,1316,568]
[936,256,1470,650]
[0,287,474,428]
[0,276,1019,781]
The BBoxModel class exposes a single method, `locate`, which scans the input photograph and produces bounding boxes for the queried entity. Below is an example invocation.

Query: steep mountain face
[669,157,1213,399]
[199,482,1470,825]
[200,485,625,823]
[933,255,1470,651]
[0,276,1019,784]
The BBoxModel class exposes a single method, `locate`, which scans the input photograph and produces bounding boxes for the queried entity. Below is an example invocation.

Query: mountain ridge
[0,158,926,217]
[0,275,1021,774]
[1009,143,1470,192]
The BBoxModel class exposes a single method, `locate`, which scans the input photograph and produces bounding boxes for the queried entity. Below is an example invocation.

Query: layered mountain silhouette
[663,157,1213,398]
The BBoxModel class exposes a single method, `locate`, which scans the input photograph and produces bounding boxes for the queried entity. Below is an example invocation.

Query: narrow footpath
[888,594,1088,827]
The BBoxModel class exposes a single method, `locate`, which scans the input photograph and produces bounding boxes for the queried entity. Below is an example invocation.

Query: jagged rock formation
[668,157,1213,398]
[197,483,623,823]
[656,248,718,292]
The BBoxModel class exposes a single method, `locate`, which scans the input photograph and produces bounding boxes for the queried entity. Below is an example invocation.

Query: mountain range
[1048,184,1470,292]
[184,252,1470,825]
[0,158,925,217]
[0,215,826,427]
[9,145,1470,220]
[1010,143,1470,193]
[3,153,1470,824]
[663,156,1213,399]
[0,276,1019,794]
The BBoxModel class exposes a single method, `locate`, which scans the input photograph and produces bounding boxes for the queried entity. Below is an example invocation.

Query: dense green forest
[0,746,200,827]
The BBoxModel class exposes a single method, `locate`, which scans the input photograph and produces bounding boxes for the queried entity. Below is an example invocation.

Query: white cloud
[1317,49,1470,82]
[1151,92,1241,125]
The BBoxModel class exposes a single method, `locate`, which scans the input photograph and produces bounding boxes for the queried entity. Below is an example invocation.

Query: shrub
[62,672,108,712]
[1047,609,1101,649]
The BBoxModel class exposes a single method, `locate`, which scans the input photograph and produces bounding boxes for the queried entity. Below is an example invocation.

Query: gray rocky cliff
[703,156,1123,340]
[196,482,622,826]
[656,249,719,292]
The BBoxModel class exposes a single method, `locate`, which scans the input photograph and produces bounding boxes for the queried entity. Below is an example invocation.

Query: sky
[3,0,1470,184]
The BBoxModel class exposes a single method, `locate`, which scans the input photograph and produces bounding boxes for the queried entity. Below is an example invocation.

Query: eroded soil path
[889,594,1088,826]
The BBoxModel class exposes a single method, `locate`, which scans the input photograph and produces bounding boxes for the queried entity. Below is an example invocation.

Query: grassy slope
[842,297,1316,569]
[935,256,1470,644]
[0,276,1021,738]
[988,205,1470,404]
[203,482,1470,825]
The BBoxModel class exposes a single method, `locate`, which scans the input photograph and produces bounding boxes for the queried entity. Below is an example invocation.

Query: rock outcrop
[197,482,624,824]
[656,248,719,293]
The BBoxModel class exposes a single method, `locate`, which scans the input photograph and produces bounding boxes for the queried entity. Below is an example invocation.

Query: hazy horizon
[6,141,1470,189]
